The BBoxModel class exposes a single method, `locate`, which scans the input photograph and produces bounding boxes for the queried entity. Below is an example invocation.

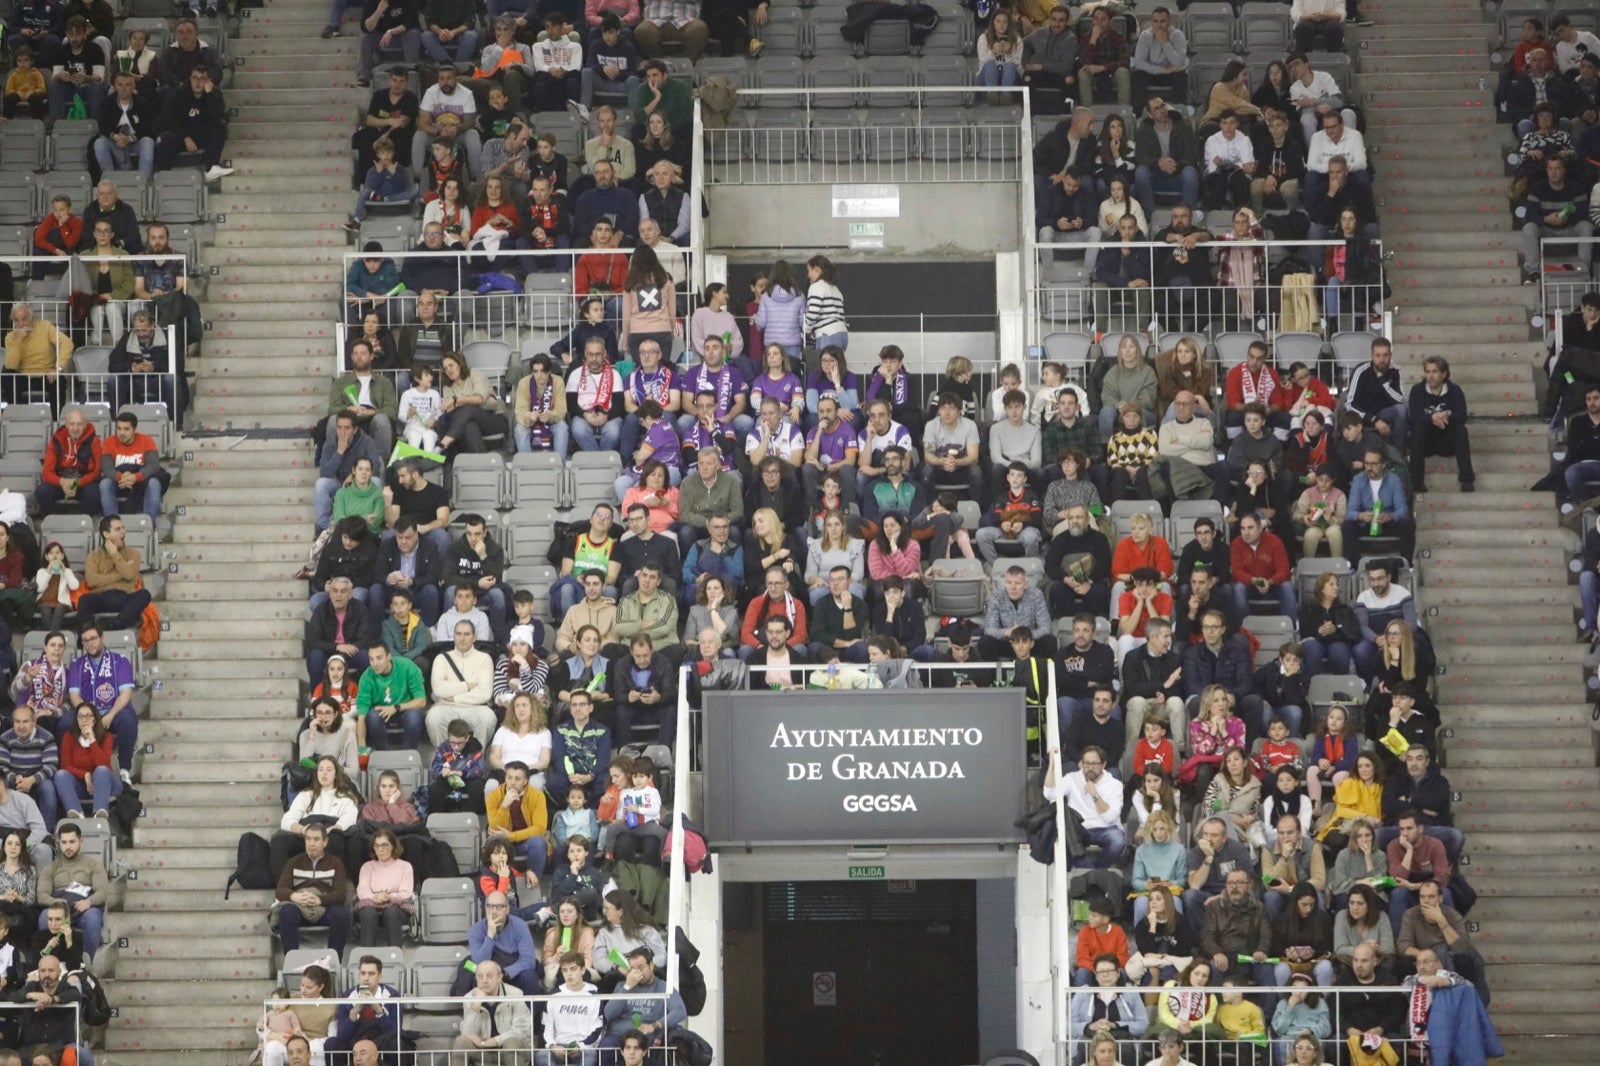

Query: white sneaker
[1561,502,1576,515]
[566,100,590,123]
[120,769,133,787]
[204,164,235,181]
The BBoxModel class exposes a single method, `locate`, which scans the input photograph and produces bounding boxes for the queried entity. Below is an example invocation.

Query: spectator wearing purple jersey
[675,336,752,438]
[747,343,805,424]
[64,623,137,779]
[615,400,682,499]
[803,395,861,507]
[618,338,679,461]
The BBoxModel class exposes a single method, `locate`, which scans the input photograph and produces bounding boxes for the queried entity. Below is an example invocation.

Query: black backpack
[672,1028,715,1066]
[225,832,274,898]
[404,834,460,882]
[107,785,142,848]
[74,968,113,1027]
[675,927,707,1016]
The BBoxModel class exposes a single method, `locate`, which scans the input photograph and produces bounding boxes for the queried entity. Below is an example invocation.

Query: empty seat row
[0,166,207,227]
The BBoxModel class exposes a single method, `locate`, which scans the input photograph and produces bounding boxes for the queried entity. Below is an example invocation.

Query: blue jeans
[1056,696,1093,736]
[1235,580,1296,616]
[1136,163,1200,208]
[1565,460,1600,503]
[421,28,479,63]
[1583,570,1599,633]
[514,833,548,878]
[314,477,341,531]
[978,60,1020,87]
[1273,960,1334,987]
[39,900,105,957]
[99,476,162,520]
[56,704,139,774]
[549,577,616,622]
[53,765,121,817]
[365,707,425,749]
[1075,825,1126,868]
[1299,637,1353,676]
[580,68,639,109]
[515,419,570,458]
[93,135,155,178]
[1264,703,1304,737]
[276,901,350,956]
[569,415,621,452]
[357,28,421,81]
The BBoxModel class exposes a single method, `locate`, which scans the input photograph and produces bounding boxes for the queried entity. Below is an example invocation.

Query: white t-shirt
[421,83,477,122]
[491,727,552,783]
[1288,70,1343,108]
[620,785,662,824]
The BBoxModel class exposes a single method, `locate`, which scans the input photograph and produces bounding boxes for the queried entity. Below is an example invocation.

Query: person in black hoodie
[1406,356,1474,494]
[1252,641,1311,737]
[155,65,230,177]
[1545,294,1600,425]
[1036,166,1101,266]
[311,516,379,612]
[1055,613,1116,727]
[869,576,929,660]
[1045,505,1113,617]
[92,73,157,179]
[1175,517,1230,593]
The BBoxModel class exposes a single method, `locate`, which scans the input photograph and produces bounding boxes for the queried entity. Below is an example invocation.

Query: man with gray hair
[453,958,534,1062]
[306,576,377,679]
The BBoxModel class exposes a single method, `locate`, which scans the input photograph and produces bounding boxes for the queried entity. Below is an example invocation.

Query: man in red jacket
[1229,511,1294,616]
[738,568,808,660]
[34,406,102,518]
[98,411,165,520]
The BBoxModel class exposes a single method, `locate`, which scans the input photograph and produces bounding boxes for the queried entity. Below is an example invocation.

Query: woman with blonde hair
[1154,336,1215,419]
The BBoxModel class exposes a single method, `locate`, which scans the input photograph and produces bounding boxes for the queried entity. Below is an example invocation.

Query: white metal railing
[1029,238,1386,350]
[1061,982,1474,1065]
[700,86,1028,185]
[1046,661,1071,1064]
[1537,235,1599,337]
[259,991,676,1063]
[0,998,82,1050]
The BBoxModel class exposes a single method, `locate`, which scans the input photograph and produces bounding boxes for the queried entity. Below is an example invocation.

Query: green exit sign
[848,865,885,880]
[848,222,885,237]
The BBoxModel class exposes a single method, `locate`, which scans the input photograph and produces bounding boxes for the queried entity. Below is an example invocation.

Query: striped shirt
[803,281,847,337]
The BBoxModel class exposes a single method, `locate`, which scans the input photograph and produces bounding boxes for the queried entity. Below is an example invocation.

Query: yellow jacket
[485,782,548,844]
[4,320,73,374]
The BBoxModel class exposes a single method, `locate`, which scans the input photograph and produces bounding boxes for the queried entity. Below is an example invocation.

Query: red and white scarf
[575,364,617,413]
[1168,989,1207,1023]
[1409,981,1432,1048]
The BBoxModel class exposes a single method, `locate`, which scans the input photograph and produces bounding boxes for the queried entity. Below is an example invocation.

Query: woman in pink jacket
[866,512,924,601]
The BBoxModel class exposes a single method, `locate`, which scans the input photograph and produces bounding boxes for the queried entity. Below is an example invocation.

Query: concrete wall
[706,183,1023,258]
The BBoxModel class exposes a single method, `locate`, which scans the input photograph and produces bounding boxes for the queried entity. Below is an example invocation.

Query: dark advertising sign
[702,690,1028,846]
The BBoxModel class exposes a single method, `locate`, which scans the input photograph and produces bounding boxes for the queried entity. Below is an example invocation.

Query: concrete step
[1431,642,1591,665]
[1418,544,1567,568]
[1436,681,1582,703]
[143,718,298,745]
[158,586,308,609]
[1352,53,1488,75]
[213,264,345,286]
[1443,744,1592,768]
[1449,766,1600,792]
[150,657,305,680]
[106,1024,260,1052]
[139,804,285,829]
[214,227,351,250]
[211,245,347,268]
[1415,529,1568,551]
[1386,231,1518,254]
[135,783,282,808]
[147,699,300,721]
[156,638,304,662]
[162,508,311,529]
[135,824,277,848]
[142,742,296,766]
[138,760,286,785]
[1455,808,1600,833]
[163,541,312,563]
[195,377,327,400]
[1416,574,1567,599]
[162,581,306,603]
[192,413,334,431]
[118,845,236,870]
[116,910,273,939]
[109,957,273,982]
[159,618,303,641]
[1433,703,1590,727]
[209,279,343,302]
[204,317,342,338]
[1426,603,1574,628]
[233,69,361,91]
[1427,622,1577,648]
[106,976,275,1006]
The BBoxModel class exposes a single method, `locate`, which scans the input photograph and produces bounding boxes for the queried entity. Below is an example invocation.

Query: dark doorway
[762,880,978,1066]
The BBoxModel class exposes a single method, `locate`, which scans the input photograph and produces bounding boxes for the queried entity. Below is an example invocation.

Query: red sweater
[1075,922,1130,972]
[1131,737,1175,776]
[33,214,82,256]
[1230,531,1290,585]
[41,426,101,488]
[1111,536,1174,580]
[59,733,115,781]
[575,251,628,295]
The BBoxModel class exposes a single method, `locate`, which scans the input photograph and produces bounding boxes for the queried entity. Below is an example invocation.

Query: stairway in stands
[102,0,348,1061]
[1363,0,1599,1061]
